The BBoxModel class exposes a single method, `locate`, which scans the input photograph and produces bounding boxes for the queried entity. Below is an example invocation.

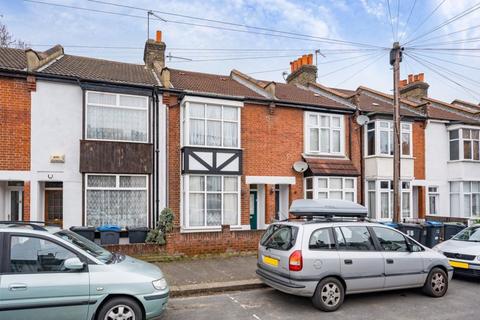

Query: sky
[1,0,480,104]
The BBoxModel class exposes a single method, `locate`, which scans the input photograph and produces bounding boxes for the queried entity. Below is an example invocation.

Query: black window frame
[309,227,336,251]
[3,232,91,275]
[333,226,377,252]
[369,226,411,252]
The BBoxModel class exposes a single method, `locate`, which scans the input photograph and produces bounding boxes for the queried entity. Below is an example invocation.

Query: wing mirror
[64,257,85,270]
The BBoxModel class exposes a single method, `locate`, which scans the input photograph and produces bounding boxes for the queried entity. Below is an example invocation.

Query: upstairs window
[365,121,412,157]
[304,177,356,202]
[450,128,480,161]
[86,91,148,143]
[305,112,344,155]
[184,102,240,148]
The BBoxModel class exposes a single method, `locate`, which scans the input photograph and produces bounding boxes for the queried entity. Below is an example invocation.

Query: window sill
[181,145,243,150]
[364,155,414,160]
[447,160,480,164]
[85,138,151,145]
[303,153,347,159]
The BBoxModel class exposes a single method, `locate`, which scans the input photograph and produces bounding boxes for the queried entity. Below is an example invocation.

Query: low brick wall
[104,225,264,257]
[426,215,469,224]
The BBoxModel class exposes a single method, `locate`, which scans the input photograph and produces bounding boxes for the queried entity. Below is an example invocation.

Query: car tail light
[289,250,303,271]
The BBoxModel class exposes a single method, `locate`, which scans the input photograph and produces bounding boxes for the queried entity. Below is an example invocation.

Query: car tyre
[422,267,448,298]
[96,297,143,320]
[312,277,345,312]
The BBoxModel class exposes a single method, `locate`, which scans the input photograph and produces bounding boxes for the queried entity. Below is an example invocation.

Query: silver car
[0,223,169,320]
[256,199,453,312]
[433,224,480,277]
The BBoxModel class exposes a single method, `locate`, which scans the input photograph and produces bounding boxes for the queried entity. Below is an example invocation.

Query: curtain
[190,119,205,145]
[207,120,222,146]
[320,129,329,153]
[223,122,238,147]
[223,194,238,225]
[207,194,221,226]
[189,193,205,226]
[332,130,341,153]
[381,193,389,218]
[309,128,319,151]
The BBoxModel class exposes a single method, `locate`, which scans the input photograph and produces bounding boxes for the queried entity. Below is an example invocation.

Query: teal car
[0,222,169,320]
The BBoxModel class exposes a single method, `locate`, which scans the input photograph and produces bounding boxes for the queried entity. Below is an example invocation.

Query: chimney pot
[286,53,317,86]
[418,73,424,82]
[408,74,414,83]
[156,30,162,42]
[144,30,166,70]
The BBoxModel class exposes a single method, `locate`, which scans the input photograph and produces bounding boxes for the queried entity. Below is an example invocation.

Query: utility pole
[390,42,403,223]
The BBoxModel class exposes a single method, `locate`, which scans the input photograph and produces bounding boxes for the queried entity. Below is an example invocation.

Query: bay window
[304,177,356,202]
[305,112,344,155]
[450,181,480,217]
[366,121,412,157]
[183,102,240,148]
[185,175,240,228]
[86,91,149,142]
[367,180,412,220]
[86,174,148,228]
[449,128,480,161]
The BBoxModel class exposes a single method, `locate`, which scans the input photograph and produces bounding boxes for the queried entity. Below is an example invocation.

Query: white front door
[275,184,290,221]
[6,187,23,221]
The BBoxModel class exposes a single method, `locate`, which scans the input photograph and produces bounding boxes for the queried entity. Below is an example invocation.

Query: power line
[318,52,383,78]
[398,0,417,42]
[168,54,300,63]
[406,47,480,52]
[335,52,387,86]
[415,23,480,44]
[385,0,396,40]
[410,51,480,71]
[24,0,387,49]
[395,0,401,41]
[410,36,480,47]
[402,0,448,44]
[247,68,288,75]
[405,1,480,45]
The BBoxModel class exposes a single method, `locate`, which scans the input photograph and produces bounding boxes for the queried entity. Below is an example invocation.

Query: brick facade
[413,120,426,219]
[0,76,32,171]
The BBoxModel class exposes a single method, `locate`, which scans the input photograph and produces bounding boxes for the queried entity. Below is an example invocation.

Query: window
[449,128,480,161]
[186,175,240,228]
[335,226,375,251]
[463,182,480,217]
[372,227,409,252]
[305,112,344,155]
[309,228,335,250]
[304,177,356,202]
[428,186,440,215]
[365,121,412,157]
[260,225,298,251]
[184,102,240,148]
[367,181,376,218]
[401,181,412,218]
[380,180,394,219]
[10,236,78,273]
[371,180,411,220]
[450,181,461,216]
[86,91,148,143]
[86,174,148,228]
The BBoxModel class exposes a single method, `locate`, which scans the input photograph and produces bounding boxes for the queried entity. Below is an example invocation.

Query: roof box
[289,199,367,217]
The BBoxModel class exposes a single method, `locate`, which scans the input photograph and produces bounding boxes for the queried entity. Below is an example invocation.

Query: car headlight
[152,278,168,290]
[432,246,443,254]
[477,256,480,262]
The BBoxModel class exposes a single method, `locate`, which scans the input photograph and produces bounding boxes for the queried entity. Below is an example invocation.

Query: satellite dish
[356,115,370,126]
[293,161,308,173]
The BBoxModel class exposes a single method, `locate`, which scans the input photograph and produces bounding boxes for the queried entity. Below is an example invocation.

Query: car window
[452,226,480,242]
[335,226,375,251]
[372,227,409,252]
[309,228,335,250]
[9,235,78,273]
[55,230,113,263]
[261,225,298,251]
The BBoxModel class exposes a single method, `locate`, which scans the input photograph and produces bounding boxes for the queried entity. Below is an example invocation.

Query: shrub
[146,208,174,245]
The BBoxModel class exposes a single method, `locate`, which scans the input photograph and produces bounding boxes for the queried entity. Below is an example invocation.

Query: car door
[0,233,90,320]
[334,226,385,293]
[371,227,424,288]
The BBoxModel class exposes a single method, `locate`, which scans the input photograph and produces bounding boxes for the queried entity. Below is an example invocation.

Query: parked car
[0,222,169,320]
[433,224,480,277]
[256,199,453,312]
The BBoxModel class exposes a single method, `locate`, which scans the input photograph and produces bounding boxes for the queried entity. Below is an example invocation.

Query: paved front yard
[162,276,480,320]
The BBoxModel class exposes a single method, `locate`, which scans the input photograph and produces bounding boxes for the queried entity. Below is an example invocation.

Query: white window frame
[304,112,345,156]
[428,186,440,215]
[366,179,412,220]
[84,173,149,226]
[449,127,480,162]
[451,181,480,218]
[364,120,412,157]
[304,176,356,202]
[181,97,242,149]
[85,91,149,143]
[182,175,241,230]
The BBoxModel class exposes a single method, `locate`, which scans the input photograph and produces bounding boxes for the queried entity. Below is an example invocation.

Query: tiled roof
[274,83,353,110]
[0,47,27,71]
[329,87,356,97]
[425,100,479,125]
[356,89,424,117]
[304,157,360,176]
[41,54,159,86]
[169,68,263,98]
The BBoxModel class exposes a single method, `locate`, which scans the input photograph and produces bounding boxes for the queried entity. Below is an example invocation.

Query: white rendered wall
[31,80,83,227]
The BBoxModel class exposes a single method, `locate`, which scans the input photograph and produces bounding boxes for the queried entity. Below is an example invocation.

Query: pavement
[162,276,480,320]
[155,254,264,297]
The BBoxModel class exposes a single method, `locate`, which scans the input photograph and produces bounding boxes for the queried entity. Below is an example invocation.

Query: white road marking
[252,314,262,320]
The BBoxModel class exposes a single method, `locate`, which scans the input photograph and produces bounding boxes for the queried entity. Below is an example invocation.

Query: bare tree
[0,22,28,48]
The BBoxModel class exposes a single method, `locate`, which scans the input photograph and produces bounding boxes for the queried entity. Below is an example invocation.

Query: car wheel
[423,267,448,298]
[312,277,345,312]
[96,297,143,320]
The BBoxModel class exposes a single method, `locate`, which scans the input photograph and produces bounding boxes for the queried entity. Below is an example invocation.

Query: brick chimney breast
[144,30,166,70]
[399,72,429,101]
[286,54,317,86]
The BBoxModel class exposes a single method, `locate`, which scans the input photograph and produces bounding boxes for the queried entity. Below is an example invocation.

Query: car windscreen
[260,224,298,251]
[54,230,113,263]
[452,226,480,242]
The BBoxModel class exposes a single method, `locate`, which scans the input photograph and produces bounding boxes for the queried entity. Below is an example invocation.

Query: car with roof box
[0,221,169,320]
[256,199,453,312]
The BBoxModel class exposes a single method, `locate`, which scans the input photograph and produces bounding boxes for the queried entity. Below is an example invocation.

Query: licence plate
[449,260,469,269]
[263,255,279,267]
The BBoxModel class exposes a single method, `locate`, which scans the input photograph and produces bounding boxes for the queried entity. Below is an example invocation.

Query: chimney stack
[144,30,166,70]
[286,54,317,86]
[399,72,429,101]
